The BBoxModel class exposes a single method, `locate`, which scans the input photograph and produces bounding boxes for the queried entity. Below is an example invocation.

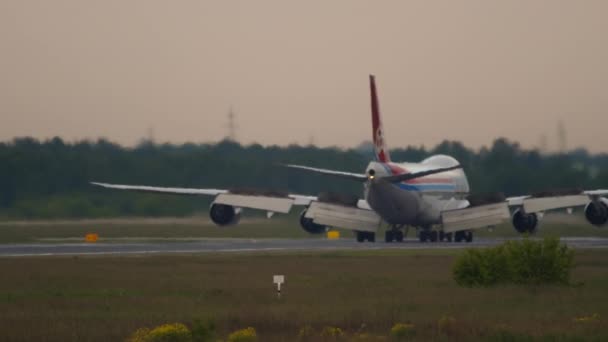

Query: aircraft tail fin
[370,75,391,163]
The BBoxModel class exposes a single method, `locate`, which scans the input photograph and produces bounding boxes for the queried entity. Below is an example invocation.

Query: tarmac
[1,237,607,257]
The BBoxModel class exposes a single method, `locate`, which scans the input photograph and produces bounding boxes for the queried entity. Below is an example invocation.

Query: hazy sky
[1,1,607,152]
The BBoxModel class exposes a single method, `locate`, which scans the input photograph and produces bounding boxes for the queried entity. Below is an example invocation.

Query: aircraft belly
[366,179,421,224]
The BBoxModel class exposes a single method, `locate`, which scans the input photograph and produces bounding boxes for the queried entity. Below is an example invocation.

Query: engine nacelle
[512,209,538,234]
[209,203,241,226]
[584,199,608,227]
[299,208,327,234]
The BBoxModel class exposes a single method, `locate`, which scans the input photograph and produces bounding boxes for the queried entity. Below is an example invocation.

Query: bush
[147,323,192,342]
[127,328,152,342]
[390,323,415,340]
[319,326,345,340]
[127,323,192,342]
[453,237,574,287]
[297,325,315,340]
[227,327,257,342]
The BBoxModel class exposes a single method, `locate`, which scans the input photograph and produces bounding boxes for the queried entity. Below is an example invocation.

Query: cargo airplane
[92,76,608,243]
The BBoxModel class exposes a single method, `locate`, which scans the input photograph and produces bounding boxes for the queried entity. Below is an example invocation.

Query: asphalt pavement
[1,237,607,257]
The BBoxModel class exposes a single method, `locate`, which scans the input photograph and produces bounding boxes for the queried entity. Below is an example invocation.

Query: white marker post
[273,275,284,298]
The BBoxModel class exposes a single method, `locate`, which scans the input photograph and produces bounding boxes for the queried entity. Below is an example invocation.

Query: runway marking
[1,237,607,257]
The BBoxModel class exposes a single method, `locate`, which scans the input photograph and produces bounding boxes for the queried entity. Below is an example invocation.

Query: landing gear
[465,231,473,243]
[444,232,453,242]
[419,230,428,242]
[384,225,405,243]
[418,227,440,243]
[418,228,453,243]
[356,231,375,243]
[454,230,473,243]
[439,231,453,242]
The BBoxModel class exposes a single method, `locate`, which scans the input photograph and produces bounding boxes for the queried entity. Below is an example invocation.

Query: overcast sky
[1,1,606,152]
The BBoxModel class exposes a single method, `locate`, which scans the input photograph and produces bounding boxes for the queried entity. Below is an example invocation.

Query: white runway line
[1,237,607,257]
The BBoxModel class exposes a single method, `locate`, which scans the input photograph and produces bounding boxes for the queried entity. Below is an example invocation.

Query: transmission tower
[226,107,237,141]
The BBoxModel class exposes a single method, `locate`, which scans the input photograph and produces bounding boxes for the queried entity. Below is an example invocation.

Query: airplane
[92,75,608,243]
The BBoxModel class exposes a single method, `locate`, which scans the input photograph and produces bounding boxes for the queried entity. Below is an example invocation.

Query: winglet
[370,75,391,163]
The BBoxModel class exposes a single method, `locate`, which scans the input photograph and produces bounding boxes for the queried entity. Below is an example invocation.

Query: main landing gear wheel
[419,230,429,242]
[356,231,375,243]
[419,229,443,243]
[444,232,453,242]
[454,230,473,243]
[385,230,394,243]
[438,231,453,242]
[395,230,404,242]
[385,230,405,243]
[465,231,473,243]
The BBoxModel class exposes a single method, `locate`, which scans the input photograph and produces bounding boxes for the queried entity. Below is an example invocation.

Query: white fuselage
[363,155,471,226]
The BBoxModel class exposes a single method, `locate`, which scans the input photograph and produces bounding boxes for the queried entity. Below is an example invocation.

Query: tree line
[0,137,607,219]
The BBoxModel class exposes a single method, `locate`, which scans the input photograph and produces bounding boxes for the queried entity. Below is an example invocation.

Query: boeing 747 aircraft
[93,76,608,243]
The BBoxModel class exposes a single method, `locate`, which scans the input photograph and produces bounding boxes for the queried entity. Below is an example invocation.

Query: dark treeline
[1,137,607,219]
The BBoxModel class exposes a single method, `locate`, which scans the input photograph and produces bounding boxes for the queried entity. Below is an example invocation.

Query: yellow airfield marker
[85,233,99,243]
[327,230,340,239]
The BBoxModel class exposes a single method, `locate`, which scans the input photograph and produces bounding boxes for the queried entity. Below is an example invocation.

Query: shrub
[319,326,345,340]
[297,325,315,340]
[573,313,600,323]
[127,323,192,342]
[505,238,574,285]
[390,323,415,340]
[127,328,152,342]
[227,327,257,342]
[147,323,192,342]
[453,237,574,287]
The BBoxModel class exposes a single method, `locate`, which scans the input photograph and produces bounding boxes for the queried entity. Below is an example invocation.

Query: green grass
[0,249,607,341]
[0,213,606,244]
[0,217,311,244]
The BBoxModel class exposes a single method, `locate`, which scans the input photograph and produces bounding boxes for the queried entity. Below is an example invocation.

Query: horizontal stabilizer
[305,201,381,232]
[284,164,368,181]
[441,202,510,233]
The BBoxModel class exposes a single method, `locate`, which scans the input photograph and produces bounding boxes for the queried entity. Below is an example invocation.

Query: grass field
[0,249,607,341]
[0,213,607,244]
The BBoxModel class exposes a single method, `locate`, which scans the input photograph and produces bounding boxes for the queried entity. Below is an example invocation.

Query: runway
[1,237,608,257]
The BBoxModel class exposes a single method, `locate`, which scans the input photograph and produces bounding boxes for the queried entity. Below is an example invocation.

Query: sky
[1,1,607,152]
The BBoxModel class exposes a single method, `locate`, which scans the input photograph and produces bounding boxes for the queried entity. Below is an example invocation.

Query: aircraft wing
[506,189,608,214]
[91,182,228,196]
[91,181,376,214]
[91,181,378,232]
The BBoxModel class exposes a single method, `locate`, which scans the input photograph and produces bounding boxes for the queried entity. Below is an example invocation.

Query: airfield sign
[273,275,284,296]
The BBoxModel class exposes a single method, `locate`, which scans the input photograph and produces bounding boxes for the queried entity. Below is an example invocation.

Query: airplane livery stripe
[398,183,456,191]
[381,163,455,185]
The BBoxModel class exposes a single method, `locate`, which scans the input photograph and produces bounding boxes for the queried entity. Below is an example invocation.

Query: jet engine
[299,208,326,234]
[512,209,538,234]
[209,203,241,226]
[584,199,608,226]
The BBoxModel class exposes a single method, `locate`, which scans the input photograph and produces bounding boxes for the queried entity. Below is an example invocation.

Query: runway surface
[1,237,608,257]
